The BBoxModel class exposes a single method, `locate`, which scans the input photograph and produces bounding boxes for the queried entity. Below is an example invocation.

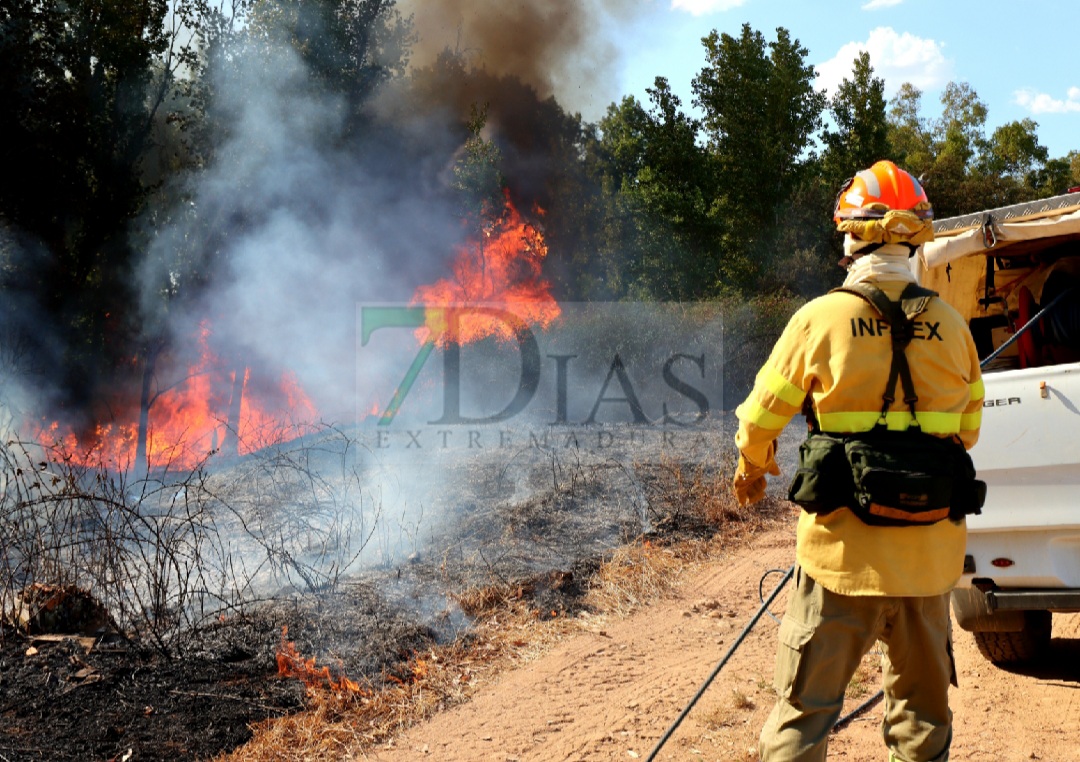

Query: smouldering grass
[220,457,793,761]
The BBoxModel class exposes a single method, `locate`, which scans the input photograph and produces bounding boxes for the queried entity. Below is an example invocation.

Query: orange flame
[412,190,560,345]
[411,657,430,680]
[386,652,433,686]
[276,626,364,695]
[34,322,319,471]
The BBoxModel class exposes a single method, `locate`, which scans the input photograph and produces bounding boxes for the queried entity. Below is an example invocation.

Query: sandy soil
[368,526,1080,762]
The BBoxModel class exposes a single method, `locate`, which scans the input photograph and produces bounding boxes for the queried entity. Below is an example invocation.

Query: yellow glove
[732,443,781,507]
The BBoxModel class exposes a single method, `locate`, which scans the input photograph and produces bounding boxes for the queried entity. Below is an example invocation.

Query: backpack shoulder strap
[831,282,938,324]
[898,283,938,321]
[832,282,899,321]
[829,282,938,428]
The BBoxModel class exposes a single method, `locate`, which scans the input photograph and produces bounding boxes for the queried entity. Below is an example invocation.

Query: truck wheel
[971,610,1052,664]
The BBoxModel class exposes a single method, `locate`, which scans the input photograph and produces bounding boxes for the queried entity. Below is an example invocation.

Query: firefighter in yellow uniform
[734,161,983,762]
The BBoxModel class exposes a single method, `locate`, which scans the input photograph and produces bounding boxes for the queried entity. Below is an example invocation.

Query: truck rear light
[991,558,1015,568]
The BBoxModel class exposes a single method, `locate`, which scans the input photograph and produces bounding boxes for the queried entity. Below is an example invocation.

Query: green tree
[1029,156,1076,197]
[692,24,826,292]
[589,81,720,299]
[451,105,505,226]
[578,95,652,298]
[821,51,890,186]
[981,118,1059,203]
[886,83,934,176]
[0,0,171,414]
[935,82,989,169]
[984,118,1046,179]
[243,0,413,135]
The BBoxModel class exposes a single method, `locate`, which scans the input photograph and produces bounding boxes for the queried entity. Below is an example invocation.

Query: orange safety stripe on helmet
[834,160,932,222]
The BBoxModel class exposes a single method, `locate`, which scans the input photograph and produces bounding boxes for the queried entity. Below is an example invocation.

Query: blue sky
[590,0,1079,161]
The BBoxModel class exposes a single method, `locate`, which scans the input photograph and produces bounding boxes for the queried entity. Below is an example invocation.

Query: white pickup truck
[919,191,1080,664]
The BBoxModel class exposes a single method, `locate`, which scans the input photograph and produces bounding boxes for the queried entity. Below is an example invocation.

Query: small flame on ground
[412,190,560,346]
[276,626,364,695]
[388,655,431,686]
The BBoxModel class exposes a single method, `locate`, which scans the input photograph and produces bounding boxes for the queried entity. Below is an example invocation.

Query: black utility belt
[787,427,985,527]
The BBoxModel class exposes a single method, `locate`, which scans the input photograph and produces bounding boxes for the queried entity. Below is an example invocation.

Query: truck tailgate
[963,362,1080,588]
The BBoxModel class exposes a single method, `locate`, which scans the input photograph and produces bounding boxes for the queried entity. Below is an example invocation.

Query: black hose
[832,688,884,732]
[980,288,1073,368]
[758,568,790,624]
[644,564,794,762]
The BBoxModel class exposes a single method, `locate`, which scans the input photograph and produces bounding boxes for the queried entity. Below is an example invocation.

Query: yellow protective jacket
[736,280,984,596]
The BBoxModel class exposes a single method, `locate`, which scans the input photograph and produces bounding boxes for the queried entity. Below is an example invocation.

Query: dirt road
[369,527,1080,761]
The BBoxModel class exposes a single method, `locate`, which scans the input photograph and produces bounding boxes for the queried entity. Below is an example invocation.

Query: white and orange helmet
[834,161,935,252]
[834,160,933,222]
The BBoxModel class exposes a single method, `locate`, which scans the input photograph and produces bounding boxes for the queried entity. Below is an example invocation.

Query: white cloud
[669,0,747,16]
[1015,88,1080,114]
[862,0,903,9]
[816,27,952,98]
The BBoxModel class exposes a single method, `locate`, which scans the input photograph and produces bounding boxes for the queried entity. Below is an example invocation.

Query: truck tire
[971,610,1052,665]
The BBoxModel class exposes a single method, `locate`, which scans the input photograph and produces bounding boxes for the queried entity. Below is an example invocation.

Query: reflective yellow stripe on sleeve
[960,410,982,431]
[969,378,985,401]
[817,410,964,434]
[758,366,806,408]
[735,399,793,431]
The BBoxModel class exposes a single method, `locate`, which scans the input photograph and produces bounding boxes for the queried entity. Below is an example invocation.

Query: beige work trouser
[759,566,955,762]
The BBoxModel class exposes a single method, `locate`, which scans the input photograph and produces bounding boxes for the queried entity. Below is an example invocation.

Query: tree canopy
[2,9,1079,429]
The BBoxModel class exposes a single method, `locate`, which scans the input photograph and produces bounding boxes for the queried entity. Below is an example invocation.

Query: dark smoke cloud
[399,0,642,119]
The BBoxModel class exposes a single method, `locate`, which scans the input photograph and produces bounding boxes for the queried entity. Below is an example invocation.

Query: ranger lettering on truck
[983,397,1021,407]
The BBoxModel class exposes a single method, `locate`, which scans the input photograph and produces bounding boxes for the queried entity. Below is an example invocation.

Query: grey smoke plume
[135,36,468,425]
[134,1,648,426]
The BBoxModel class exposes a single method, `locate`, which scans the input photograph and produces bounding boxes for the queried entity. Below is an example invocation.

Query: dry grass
[585,540,685,616]
[220,460,792,761]
[730,687,756,711]
[701,686,759,732]
[702,702,737,730]
[223,538,696,760]
[648,455,791,543]
[452,581,530,617]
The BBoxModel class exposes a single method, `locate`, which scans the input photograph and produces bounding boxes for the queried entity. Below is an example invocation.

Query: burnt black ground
[0,558,602,762]
[0,581,445,762]
[0,624,301,762]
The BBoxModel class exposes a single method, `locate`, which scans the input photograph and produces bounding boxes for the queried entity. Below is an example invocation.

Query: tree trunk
[135,341,164,475]
[221,365,246,458]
